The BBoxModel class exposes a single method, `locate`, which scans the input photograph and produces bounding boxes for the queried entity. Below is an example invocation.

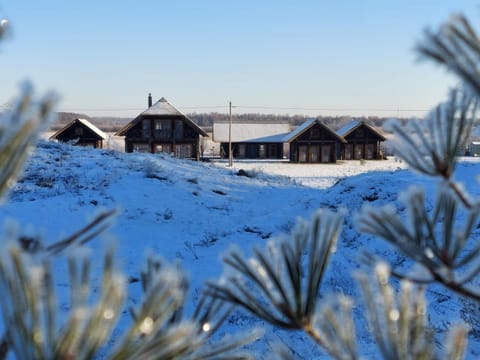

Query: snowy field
[214,158,409,188]
[2,141,480,358]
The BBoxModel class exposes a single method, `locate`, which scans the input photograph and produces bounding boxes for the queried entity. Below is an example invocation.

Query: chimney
[148,93,152,107]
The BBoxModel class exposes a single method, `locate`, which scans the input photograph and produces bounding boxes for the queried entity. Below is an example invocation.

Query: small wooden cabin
[337,120,386,160]
[213,120,291,159]
[285,119,346,163]
[50,118,107,148]
[116,95,207,160]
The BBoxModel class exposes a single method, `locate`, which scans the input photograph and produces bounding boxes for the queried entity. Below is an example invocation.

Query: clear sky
[1,1,480,118]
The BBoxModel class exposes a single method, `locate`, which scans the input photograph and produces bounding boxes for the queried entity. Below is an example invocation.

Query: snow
[2,141,480,358]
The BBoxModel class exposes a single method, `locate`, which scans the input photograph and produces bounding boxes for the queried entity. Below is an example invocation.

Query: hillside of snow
[2,141,480,358]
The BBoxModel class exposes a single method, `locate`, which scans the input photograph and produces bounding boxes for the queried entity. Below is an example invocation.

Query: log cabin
[116,95,207,160]
[337,120,386,160]
[49,118,107,148]
[285,119,346,163]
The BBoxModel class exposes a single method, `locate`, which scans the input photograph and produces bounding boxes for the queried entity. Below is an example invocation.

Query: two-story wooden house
[116,95,207,160]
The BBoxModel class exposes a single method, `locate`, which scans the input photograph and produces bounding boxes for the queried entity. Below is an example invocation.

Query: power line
[58,104,430,113]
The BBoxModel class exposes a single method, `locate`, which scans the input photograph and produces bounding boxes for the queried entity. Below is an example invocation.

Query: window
[238,144,246,158]
[309,145,320,162]
[259,144,266,158]
[154,143,172,154]
[298,145,307,163]
[354,144,363,159]
[175,144,193,158]
[268,144,278,158]
[310,128,321,139]
[366,144,374,159]
[344,144,353,160]
[74,127,84,136]
[321,145,331,163]
[142,120,151,137]
[355,128,364,138]
[133,143,149,152]
[154,119,171,139]
[175,120,184,139]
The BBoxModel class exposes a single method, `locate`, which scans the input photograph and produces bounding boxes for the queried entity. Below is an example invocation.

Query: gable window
[310,127,321,139]
[74,127,84,136]
[354,128,364,138]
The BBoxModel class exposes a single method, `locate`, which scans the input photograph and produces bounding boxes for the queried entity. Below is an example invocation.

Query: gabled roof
[337,120,386,141]
[283,118,346,143]
[50,118,108,140]
[116,97,208,136]
[213,121,291,142]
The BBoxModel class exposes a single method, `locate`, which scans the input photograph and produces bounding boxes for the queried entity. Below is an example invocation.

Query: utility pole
[228,101,233,167]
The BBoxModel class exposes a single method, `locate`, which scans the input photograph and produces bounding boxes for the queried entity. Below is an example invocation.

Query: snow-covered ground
[2,141,480,358]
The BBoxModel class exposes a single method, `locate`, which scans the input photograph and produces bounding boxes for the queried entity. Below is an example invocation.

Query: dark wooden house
[50,118,107,148]
[116,95,208,160]
[285,119,346,163]
[213,120,291,159]
[337,120,386,160]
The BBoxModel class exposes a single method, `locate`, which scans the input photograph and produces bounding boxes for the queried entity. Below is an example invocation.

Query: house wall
[220,142,284,159]
[124,116,202,159]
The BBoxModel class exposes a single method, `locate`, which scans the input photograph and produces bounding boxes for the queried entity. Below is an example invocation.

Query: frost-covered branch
[207,209,344,353]
[357,264,434,359]
[418,14,480,97]
[388,88,477,194]
[357,186,480,301]
[0,84,56,199]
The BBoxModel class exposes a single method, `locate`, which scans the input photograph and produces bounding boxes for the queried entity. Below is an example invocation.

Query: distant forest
[51,112,405,132]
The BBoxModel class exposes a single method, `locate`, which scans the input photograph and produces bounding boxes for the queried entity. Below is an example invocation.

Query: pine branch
[206,209,344,352]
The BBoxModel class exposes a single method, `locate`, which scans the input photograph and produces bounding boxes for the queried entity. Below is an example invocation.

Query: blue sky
[1,1,479,118]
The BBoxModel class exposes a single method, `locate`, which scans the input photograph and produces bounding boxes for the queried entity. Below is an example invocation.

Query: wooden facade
[50,118,107,148]
[285,119,346,163]
[337,121,386,160]
[220,142,284,159]
[116,97,207,160]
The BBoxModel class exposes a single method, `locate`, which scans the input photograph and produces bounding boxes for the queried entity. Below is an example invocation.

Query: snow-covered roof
[116,97,207,137]
[213,121,291,142]
[283,118,346,143]
[283,118,316,142]
[337,120,386,141]
[336,120,361,137]
[50,118,108,140]
[244,133,291,143]
[141,97,183,116]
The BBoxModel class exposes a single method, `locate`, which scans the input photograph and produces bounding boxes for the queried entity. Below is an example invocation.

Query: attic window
[310,128,321,139]
[75,127,84,136]
[355,128,364,137]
